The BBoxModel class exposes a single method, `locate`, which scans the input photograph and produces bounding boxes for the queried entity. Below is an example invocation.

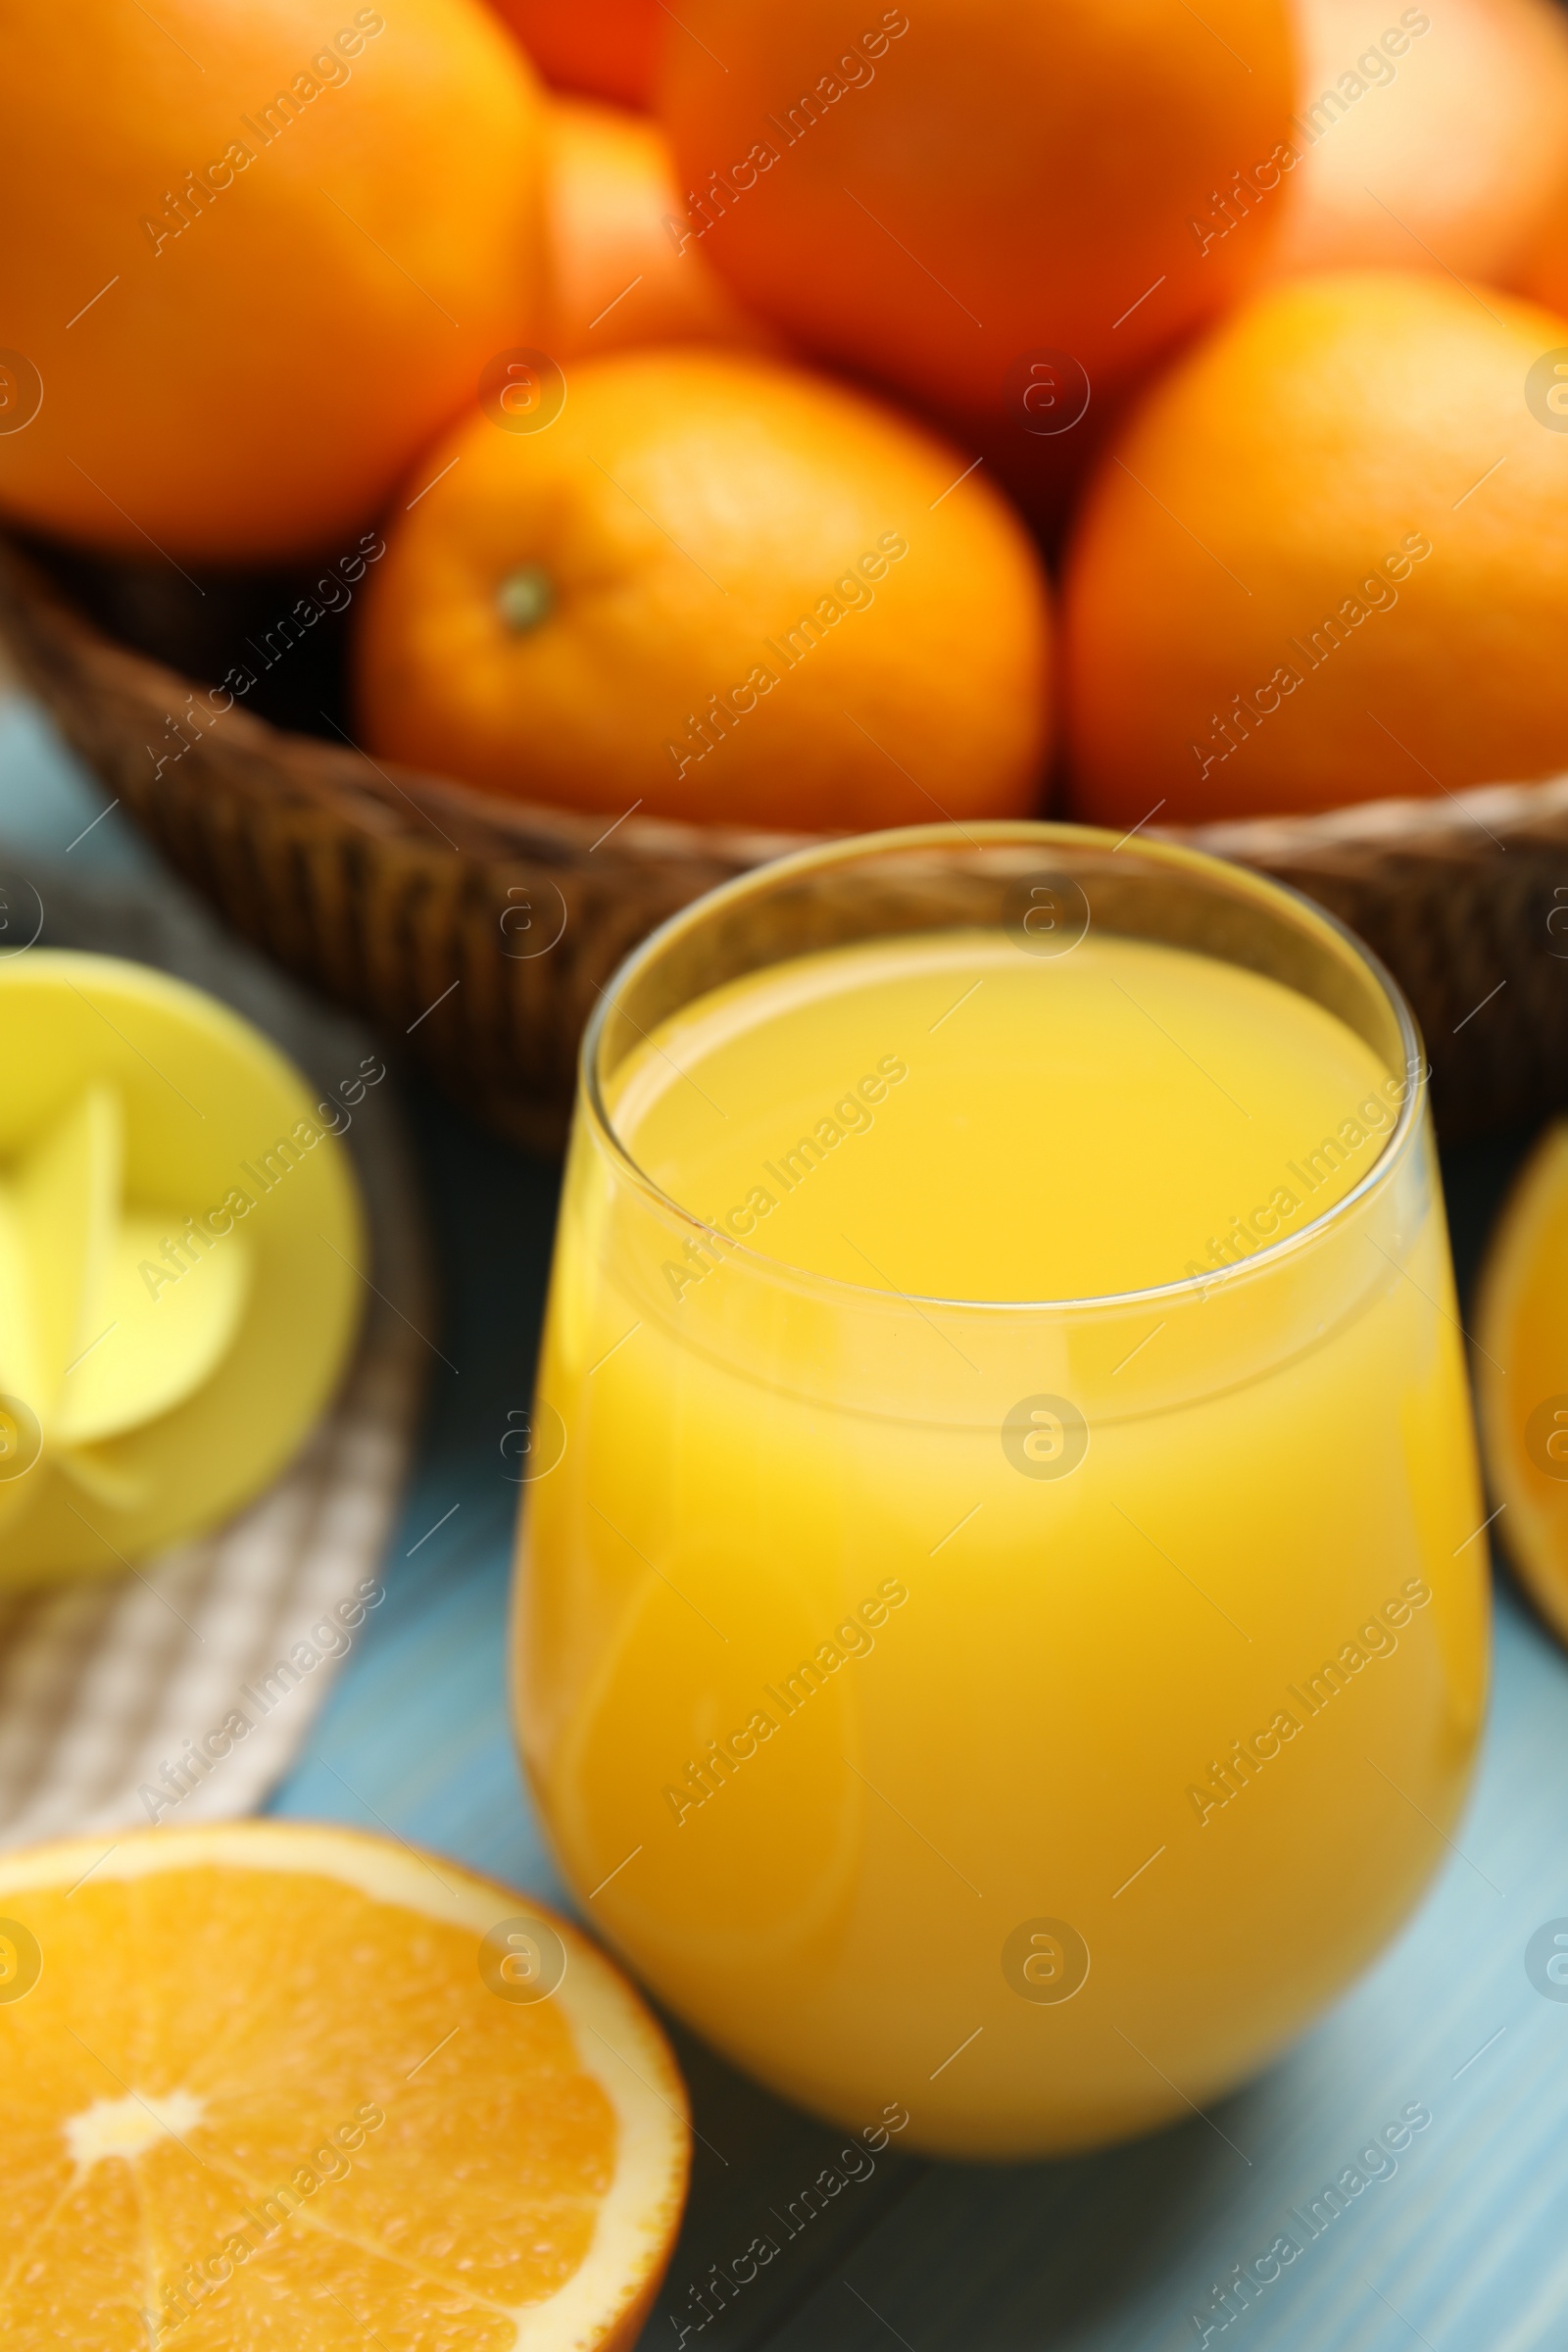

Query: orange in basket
[353,348,1052,833]
[544,97,776,359]
[1270,0,1568,287]
[1062,270,1568,824]
[655,0,1297,423]
[0,0,548,564]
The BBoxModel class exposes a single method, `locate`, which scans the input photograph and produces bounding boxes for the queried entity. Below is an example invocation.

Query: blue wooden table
[4,687,1564,2351]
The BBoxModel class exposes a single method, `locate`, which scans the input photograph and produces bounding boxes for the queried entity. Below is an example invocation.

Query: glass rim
[578,819,1427,1319]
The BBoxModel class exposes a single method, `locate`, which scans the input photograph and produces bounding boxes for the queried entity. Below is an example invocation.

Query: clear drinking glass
[512,822,1488,2159]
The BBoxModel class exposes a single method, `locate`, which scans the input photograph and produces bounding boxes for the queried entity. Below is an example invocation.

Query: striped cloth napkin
[0,796,428,1852]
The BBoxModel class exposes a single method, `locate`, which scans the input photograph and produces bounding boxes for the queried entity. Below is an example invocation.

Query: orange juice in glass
[513,824,1488,2159]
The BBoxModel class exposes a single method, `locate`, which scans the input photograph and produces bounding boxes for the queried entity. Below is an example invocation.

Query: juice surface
[518,925,1489,2157]
[610,930,1396,1298]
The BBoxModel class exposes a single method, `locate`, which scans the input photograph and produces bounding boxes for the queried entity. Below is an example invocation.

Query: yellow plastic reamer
[0,952,367,1586]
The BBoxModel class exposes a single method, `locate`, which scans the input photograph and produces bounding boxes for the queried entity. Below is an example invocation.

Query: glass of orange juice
[513,822,1488,2159]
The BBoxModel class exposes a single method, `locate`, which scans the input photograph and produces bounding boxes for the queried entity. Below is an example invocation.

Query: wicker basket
[1,530,1563,1152]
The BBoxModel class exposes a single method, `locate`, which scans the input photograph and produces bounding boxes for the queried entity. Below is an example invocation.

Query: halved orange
[0,1821,689,2348]
[1475,1119,1568,1646]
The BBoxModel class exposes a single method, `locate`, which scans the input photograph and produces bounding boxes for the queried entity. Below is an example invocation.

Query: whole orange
[1062,270,1568,824]
[543,98,775,359]
[488,0,662,108]
[1270,0,1568,285]
[654,0,1297,427]
[0,0,547,564]
[352,350,1052,832]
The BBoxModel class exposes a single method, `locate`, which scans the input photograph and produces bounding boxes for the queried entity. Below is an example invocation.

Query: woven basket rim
[3,527,1566,873]
[1168,771,1568,860]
